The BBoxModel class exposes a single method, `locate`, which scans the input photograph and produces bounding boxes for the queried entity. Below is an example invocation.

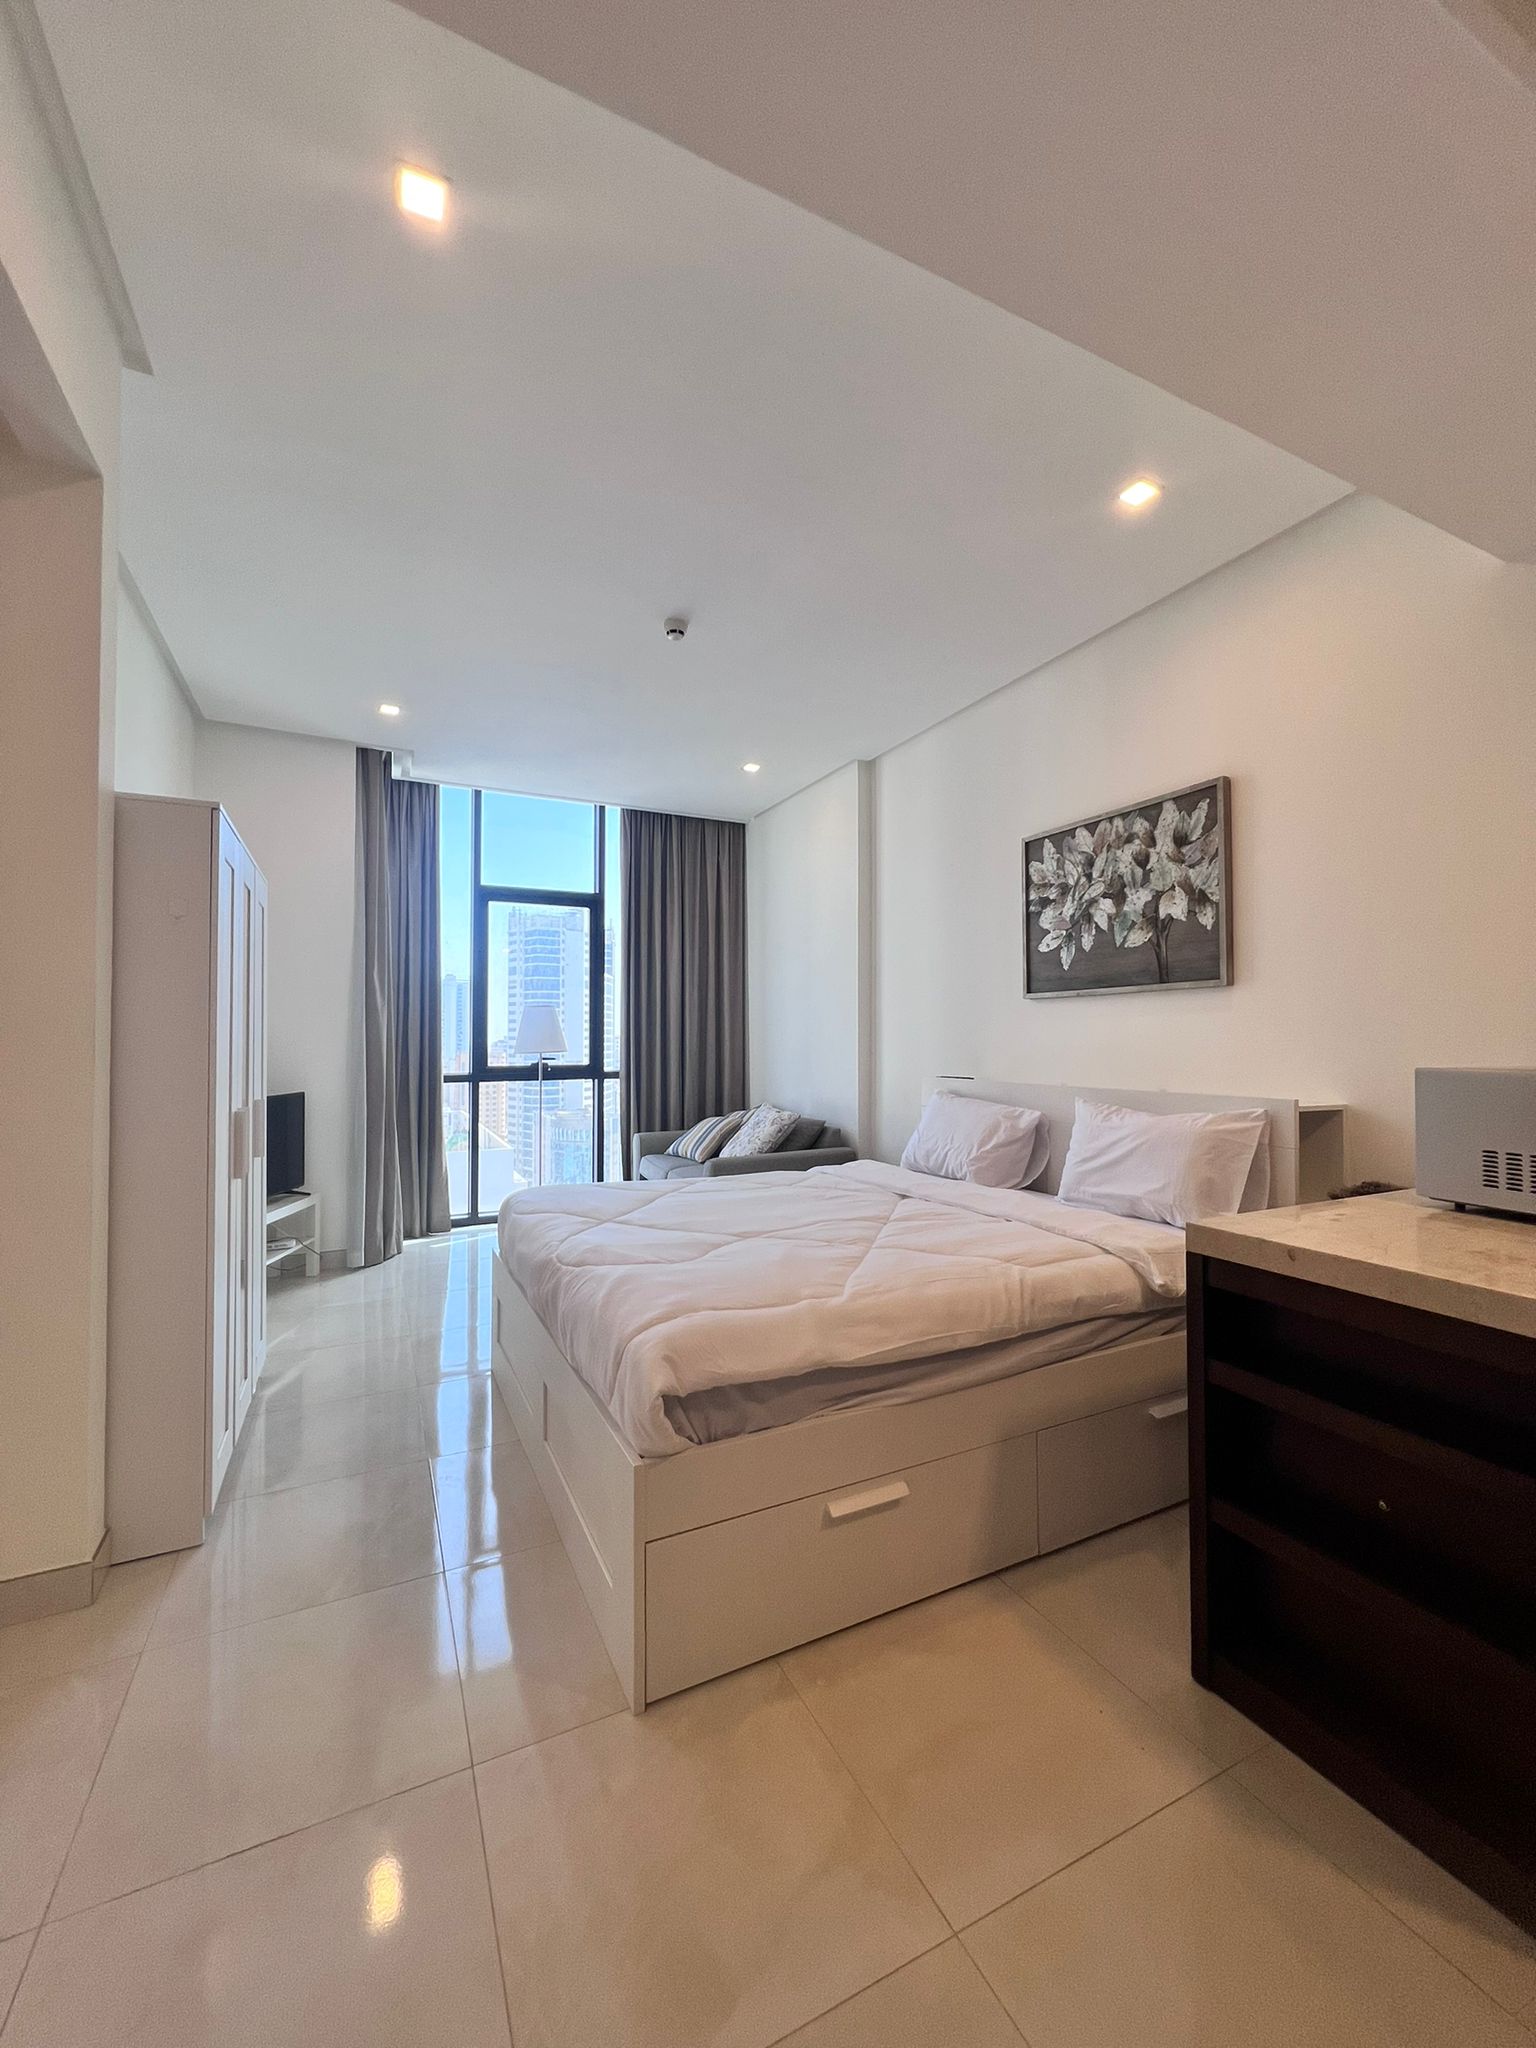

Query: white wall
[748,495,1536,1185]
[0,6,124,1588]
[115,569,197,796]
[870,495,1536,1181]
[0,470,115,1587]
[748,761,870,1147]
[195,724,356,1253]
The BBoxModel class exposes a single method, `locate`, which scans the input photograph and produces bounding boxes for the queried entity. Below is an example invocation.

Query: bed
[490,1079,1302,1709]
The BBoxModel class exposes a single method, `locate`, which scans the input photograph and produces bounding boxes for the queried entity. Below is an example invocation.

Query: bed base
[492,1253,1187,1711]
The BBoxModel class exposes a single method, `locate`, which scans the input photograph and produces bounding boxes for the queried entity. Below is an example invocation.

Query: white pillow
[1056,1099,1268,1227]
[900,1092,1050,1189]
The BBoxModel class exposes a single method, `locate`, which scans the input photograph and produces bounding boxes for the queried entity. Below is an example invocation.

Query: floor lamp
[513,1002,568,1187]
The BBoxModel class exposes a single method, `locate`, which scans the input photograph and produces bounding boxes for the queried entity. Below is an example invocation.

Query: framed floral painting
[1023,777,1231,997]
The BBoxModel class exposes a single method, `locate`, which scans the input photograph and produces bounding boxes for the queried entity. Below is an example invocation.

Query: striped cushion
[666,1111,746,1162]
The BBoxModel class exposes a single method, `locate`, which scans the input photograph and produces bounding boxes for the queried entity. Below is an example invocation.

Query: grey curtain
[350,750,450,1265]
[620,809,748,1163]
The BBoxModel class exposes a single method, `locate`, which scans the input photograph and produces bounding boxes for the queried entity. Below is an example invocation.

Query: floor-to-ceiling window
[440,787,622,1222]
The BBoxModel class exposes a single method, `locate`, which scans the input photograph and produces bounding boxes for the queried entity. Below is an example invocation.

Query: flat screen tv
[267,1092,305,1198]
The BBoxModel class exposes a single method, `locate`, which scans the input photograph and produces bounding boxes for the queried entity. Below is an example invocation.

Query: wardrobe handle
[1148,1396,1188,1421]
[231,1107,247,1180]
[825,1479,910,1523]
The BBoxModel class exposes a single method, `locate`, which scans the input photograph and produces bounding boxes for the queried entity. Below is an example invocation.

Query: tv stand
[266,1189,320,1277]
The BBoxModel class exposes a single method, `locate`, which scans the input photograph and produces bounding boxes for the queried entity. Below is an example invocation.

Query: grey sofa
[631,1125,856,1181]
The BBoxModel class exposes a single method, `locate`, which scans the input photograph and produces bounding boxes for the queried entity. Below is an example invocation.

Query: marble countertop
[1187,1192,1536,1341]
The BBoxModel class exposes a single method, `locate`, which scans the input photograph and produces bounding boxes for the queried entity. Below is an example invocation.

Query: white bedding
[497,1158,1186,1457]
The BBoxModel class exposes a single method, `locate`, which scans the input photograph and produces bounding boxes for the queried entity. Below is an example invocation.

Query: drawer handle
[1147,1396,1188,1421]
[826,1479,910,1523]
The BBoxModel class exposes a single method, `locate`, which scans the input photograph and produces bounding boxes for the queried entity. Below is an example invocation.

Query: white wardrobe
[107,797,269,1560]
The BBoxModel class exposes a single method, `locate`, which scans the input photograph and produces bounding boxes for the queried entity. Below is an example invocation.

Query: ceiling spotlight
[1117,476,1162,510]
[395,164,449,225]
[742,762,761,774]
[378,703,401,717]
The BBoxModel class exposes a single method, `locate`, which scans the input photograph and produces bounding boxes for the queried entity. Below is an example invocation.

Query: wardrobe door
[247,858,269,1384]
[209,817,242,1504]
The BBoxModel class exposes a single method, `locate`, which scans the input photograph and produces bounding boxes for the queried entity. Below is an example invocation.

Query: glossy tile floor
[2,1232,1535,2044]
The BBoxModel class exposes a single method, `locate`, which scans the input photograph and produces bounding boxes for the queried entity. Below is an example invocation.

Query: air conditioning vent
[1480,1144,1534,1195]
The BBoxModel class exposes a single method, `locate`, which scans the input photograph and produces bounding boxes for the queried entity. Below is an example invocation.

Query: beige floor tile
[266,1318,492,1381]
[270,1267,432,1311]
[255,1342,421,1412]
[230,1388,426,1497]
[782,1580,1217,1929]
[263,1300,414,1353]
[772,1941,1023,2047]
[52,1577,468,1916]
[419,1375,516,1458]
[963,1776,1532,2048]
[446,1548,625,1760]
[413,1319,494,1378]
[256,1326,421,1374]
[3,1776,510,2047]
[431,1444,556,1570]
[0,1932,30,2029]
[476,1661,946,2048]
[0,1560,171,1690]
[1234,1740,1536,2016]
[1004,1507,1265,1767]
[150,1464,441,1643]
[412,1295,494,1334]
[409,1296,492,1339]
[0,1662,134,1940]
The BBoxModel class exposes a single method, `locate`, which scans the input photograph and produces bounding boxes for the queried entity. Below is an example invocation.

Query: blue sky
[440,786,615,984]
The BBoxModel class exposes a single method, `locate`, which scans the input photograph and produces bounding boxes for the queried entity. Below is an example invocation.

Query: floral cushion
[718,1103,801,1159]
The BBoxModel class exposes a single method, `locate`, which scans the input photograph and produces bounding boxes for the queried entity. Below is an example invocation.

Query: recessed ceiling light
[378,703,401,717]
[394,164,449,225]
[1117,476,1162,510]
[742,762,761,774]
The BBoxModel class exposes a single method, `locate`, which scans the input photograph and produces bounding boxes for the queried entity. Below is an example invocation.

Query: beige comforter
[497,1159,1186,1457]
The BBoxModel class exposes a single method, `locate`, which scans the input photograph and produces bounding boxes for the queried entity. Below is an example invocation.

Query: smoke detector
[664,616,688,641]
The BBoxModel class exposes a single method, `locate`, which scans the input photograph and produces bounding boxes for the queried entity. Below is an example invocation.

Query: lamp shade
[513,1002,567,1060]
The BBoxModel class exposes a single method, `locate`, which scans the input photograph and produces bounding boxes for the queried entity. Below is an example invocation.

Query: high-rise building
[504,906,590,1183]
[440,972,470,1071]
[602,915,617,1071]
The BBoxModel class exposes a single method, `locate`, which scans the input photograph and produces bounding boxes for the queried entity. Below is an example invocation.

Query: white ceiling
[405,0,1536,568]
[43,0,1347,819]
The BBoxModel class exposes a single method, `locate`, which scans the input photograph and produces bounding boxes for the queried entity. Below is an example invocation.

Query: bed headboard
[923,1076,1301,1210]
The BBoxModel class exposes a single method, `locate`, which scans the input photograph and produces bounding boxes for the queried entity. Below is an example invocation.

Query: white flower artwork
[1023,778,1231,996]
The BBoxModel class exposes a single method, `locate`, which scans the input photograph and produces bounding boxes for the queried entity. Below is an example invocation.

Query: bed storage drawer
[644,1432,1039,1700]
[1036,1390,1189,1552]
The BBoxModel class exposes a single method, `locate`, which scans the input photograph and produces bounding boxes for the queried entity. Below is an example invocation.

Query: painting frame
[1022,775,1232,999]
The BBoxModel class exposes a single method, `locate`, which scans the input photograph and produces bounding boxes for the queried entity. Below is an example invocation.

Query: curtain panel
[349,749,450,1265]
[620,809,748,1168]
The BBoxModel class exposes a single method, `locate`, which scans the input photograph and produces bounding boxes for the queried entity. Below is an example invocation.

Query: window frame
[446,793,620,1224]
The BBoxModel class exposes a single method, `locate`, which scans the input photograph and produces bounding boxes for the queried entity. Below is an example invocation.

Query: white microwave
[1415,1068,1536,1219]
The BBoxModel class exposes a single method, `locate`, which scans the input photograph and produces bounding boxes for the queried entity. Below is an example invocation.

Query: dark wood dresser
[1186,1194,1536,1932]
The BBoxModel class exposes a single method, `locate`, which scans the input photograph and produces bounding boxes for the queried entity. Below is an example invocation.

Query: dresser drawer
[1036,1390,1189,1552]
[644,1432,1039,1701]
